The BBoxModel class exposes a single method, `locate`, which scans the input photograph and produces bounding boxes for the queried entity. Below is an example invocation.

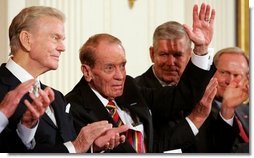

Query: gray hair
[9,6,65,54]
[214,46,249,78]
[152,21,192,51]
[214,47,249,67]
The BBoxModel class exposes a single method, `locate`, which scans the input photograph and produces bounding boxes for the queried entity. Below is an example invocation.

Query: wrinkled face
[29,16,65,73]
[214,53,249,101]
[150,38,191,85]
[86,42,126,99]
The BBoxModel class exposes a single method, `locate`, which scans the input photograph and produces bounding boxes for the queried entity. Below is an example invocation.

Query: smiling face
[27,16,65,74]
[84,41,127,99]
[214,53,249,101]
[150,37,191,85]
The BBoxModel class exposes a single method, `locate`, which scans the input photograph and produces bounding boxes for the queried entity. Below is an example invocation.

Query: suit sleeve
[153,119,196,152]
[141,62,216,123]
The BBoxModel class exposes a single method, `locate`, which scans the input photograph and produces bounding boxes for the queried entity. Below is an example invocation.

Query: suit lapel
[36,84,57,129]
[116,76,153,152]
[235,105,249,135]
[78,79,116,125]
[145,66,163,88]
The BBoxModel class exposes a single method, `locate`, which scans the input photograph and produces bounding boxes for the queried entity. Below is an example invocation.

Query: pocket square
[65,103,71,113]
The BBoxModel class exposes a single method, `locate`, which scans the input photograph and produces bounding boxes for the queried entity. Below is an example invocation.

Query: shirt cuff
[16,121,38,149]
[64,141,76,153]
[0,111,9,133]
[185,117,199,136]
[191,48,214,70]
[219,112,234,126]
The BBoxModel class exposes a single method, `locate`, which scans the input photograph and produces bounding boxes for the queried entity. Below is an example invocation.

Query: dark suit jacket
[0,63,76,153]
[135,65,238,153]
[213,101,249,153]
[65,76,152,153]
[66,62,216,153]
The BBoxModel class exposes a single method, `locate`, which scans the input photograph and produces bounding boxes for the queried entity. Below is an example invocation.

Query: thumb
[183,24,194,39]
[113,124,129,134]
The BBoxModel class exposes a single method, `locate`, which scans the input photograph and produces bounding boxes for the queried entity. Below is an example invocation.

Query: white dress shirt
[0,112,9,133]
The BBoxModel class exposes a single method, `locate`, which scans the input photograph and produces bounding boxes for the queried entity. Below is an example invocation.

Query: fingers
[193,4,199,25]
[11,79,36,104]
[108,134,118,150]
[203,78,217,103]
[21,86,56,128]
[24,98,42,119]
[183,24,194,41]
[0,79,35,118]
[199,3,206,20]
[209,9,216,25]
[111,124,129,134]
[104,125,128,150]
[204,4,211,21]
[73,121,112,153]
[195,3,215,24]
[44,87,55,102]
[37,89,51,109]
[93,125,128,151]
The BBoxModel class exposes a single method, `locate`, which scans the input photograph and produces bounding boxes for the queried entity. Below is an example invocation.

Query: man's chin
[164,78,179,85]
[113,91,123,97]
[50,65,59,70]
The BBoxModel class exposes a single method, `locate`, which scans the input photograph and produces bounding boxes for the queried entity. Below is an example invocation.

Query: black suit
[135,65,238,152]
[66,62,216,153]
[65,76,152,153]
[0,63,76,153]
[213,101,249,153]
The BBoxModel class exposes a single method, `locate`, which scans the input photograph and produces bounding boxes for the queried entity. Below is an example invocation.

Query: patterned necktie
[31,80,57,126]
[106,100,123,126]
[32,80,40,97]
[106,100,146,153]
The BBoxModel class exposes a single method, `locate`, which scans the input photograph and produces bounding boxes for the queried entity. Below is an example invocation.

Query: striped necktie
[106,100,123,126]
[106,100,146,153]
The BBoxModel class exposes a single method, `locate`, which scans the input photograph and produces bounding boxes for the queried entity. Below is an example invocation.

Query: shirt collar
[90,87,111,107]
[5,58,38,83]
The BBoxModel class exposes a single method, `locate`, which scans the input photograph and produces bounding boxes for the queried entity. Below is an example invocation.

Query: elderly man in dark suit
[65,33,216,153]
[0,6,127,153]
[212,47,249,153]
[65,3,217,152]
[134,6,245,153]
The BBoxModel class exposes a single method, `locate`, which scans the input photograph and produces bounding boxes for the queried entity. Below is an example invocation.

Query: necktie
[31,80,58,126]
[235,116,249,143]
[32,80,40,97]
[106,100,123,126]
[106,100,145,153]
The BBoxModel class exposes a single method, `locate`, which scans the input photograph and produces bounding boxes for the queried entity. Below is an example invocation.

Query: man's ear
[19,31,32,52]
[149,46,155,63]
[81,64,92,82]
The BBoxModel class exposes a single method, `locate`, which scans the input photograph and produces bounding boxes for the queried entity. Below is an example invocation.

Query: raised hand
[183,3,216,55]
[220,77,249,119]
[187,78,217,128]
